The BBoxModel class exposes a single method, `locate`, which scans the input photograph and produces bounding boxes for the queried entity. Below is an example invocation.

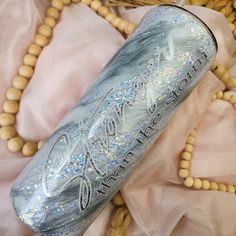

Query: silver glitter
[10,5,217,236]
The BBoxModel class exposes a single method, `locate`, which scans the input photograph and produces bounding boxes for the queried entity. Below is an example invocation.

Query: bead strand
[179,91,236,193]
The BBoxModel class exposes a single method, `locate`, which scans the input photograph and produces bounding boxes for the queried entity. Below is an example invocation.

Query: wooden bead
[181,151,192,160]
[46,7,60,20]
[211,93,217,101]
[38,139,46,149]
[3,101,19,114]
[227,184,235,193]
[111,17,122,28]
[193,178,202,189]
[186,136,195,145]
[63,0,71,4]
[38,24,52,38]
[0,126,16,140]
[23,54,37,67]
[112,192,125,206]
[179,169,189,178]
[202,179,210,190]
[22,142,38,157]
[44,17,56,28]
[223,92,231,101]
[34,34,49,47]
[97,6,109,17]
[220,7,226,15]
[105,13,116,23]
[184,144,193,153]
[180,160,190,169]
[51,0,64,11]
[81,0,92,4]
[227,12,235,23]
[216,91,223,99]
[214,64,226,78]
[7,137,24,152]
[6,88,22,101]
[118,20,128,32]
[189,129,196,137]
[210,182,219,190]
[90,0,102,11]
[0,113,15,126]
[210,60,218,71]
[19,65,34,78]
[28,44,42,56]
[234,0,236,9]
[125,23,136,35]
[221,71,229,82]
[184,176,194,187]
[229,95,236,104]
[72,0,80,2]
[218,183,227,192]
[13,76,28,90]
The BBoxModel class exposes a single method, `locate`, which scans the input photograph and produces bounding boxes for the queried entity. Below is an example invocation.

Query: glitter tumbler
[10,5,217,236]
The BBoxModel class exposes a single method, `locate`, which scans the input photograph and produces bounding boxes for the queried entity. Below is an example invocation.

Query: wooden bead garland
[0,1,235,236]
[179,91,236,194]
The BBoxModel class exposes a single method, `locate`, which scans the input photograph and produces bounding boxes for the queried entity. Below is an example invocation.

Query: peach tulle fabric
[0,1,235,236]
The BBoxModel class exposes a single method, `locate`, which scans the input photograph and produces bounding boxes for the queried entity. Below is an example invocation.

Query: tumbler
[10,5,217,236]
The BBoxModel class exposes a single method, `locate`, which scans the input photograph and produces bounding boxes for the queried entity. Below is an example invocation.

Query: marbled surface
[10,5,217,236]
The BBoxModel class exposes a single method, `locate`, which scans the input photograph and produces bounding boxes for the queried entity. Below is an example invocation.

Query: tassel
[107,0,175,7]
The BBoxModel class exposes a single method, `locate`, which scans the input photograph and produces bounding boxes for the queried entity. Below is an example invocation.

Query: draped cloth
[0,1,235,235]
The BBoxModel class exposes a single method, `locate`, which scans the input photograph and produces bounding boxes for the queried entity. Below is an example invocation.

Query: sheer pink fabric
[0,1,235,235]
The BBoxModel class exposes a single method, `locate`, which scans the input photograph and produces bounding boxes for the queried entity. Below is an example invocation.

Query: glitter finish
[10,5,217,236]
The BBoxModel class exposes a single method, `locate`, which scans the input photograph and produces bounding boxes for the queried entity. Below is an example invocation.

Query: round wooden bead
[234,1,236,9]
[184,144,193,153]
[223,92,231,101]
[19,65,34,78]
[34,34,49,47]
[6,88,22,101]
[227,184,235,193]
[8,136,24,152]
[111,17,122,28]
[125,23,136,35]
[229,23,235,31]
[221,71,229,82]
[81,0,91,4]
[210,60,218,71]
[0,113,15,126]
[214,64,226,78]
[229,95,236,104]
[22,142,38,157]
[179,169,189,178]
[186,136,195,145]
[23,54,37,67]
[28,44,42,56]
[180,160,190,169]
[193,178,202,189]
[202,179,210,190]
[181,151,192,160]
[189,129,196,137]
[118,19,128,32]
[211,93,217,101]
[216,91,223,99]
[0,126,16,140]
[3,101,19,114]
[105,13,116,23]
[184,176,194,187]
[51,0,64,11]
[97,6,109,17]
[218,183,227,192]
[112,192,125,206]
[46,7,60,20]
[210,182,219,190]
[13,76,28,90]
[38,24,52,38]
[38,139,46,149]
[227,12,235,23]
[44,17,56,28]
[63,0,71,4]
[90,0,102,11]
